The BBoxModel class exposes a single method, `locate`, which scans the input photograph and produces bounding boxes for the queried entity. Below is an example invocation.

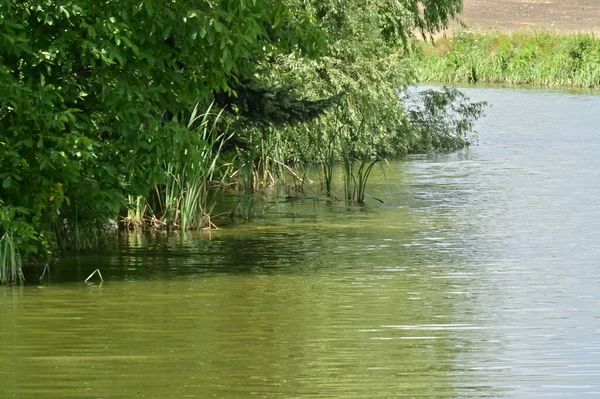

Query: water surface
[2,87,600,398]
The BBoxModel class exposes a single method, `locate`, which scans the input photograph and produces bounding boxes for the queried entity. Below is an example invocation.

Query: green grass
[343,157,381,204]
[156,103,232,230]
[0,230,24,285]
[124,195,145,231]
[414,31,600,88]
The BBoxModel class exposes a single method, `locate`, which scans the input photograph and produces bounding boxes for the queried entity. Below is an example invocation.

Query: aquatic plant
[0,230,24,285]
[321,140,337,199]
[153,103,233,230]
[318,120,342,199]
[0,0,331,272]
[343,157,382,204]
[123,196,146,232]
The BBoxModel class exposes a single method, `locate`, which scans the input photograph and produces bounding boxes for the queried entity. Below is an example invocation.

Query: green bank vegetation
[415,31,600,88]
[0,0,488,284]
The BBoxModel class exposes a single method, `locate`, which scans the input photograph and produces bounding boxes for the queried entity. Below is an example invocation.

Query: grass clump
[415,31,600,88]
[0,230,24,285]
[123,103,233,231]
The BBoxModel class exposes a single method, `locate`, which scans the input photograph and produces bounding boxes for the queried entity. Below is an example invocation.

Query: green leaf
[145,1,155,17]
[58,6,70,19]
[162,25,172,39]
[2,177,12,189]
[213,21,226,33]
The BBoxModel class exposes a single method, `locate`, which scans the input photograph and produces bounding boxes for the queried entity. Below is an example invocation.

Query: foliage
[415,31,600,88]
[0,0,329,282]
[234,0,482,202]
[247,0,470,166]
[0,0,487,284]
[403,87,487,152]
[215,77,342,128]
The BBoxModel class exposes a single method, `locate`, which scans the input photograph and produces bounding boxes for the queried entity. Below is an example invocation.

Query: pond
[2,87,600,398]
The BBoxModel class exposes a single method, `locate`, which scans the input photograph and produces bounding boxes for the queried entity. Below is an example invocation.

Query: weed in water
[0,230,24,285]
[343,156,382,204]
[152,103,233,230]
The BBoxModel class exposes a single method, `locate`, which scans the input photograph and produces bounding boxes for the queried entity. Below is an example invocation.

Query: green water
[0,276,469,398]
[2,87,600,398]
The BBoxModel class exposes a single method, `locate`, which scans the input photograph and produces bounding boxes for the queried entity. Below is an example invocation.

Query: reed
[71,222,109,251]
[256,128,288,187]
[415,31,600,88]
[153,103,232,230]
[52,205,111,252]
[320,126,340,199]
[123,195,146,231]
[342,156,381,204]
[228,125,314,220]
[0,230,24,285]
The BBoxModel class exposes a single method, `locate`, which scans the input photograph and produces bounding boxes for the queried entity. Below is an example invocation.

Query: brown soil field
[447,0,600,34]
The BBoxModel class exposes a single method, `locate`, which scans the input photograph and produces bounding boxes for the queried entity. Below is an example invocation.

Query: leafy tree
[251,0,476,165]
[1,0,484,283]
[0,0,328,268]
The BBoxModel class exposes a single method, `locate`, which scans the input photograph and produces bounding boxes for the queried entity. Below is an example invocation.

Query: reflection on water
[2,87,600,398]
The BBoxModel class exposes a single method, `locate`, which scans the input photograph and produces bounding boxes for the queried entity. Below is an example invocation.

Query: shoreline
[414,31,600,89]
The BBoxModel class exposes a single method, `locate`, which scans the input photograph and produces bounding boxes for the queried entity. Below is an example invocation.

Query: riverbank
[414,31,600,89]
[414,0,600,88]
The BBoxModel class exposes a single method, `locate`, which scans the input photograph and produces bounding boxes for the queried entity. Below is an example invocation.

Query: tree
[0,0,328,277]
[249,0,477,165]
[1,0,482,283]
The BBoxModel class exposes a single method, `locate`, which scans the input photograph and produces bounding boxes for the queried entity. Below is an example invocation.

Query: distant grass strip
[414,31,600,88]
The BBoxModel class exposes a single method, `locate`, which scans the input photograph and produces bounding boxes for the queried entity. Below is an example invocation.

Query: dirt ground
[445,0,600,34]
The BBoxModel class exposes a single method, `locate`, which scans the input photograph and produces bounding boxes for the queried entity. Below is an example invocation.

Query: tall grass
[320,124,341,199]
[124,195,145,231]
[0,230,24,285]
[415,32,600,88]
[153,103,232,230]
[342,157,381,204]
[255,128,289,187]
[228,124,320,219]
[51,204,112,252]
